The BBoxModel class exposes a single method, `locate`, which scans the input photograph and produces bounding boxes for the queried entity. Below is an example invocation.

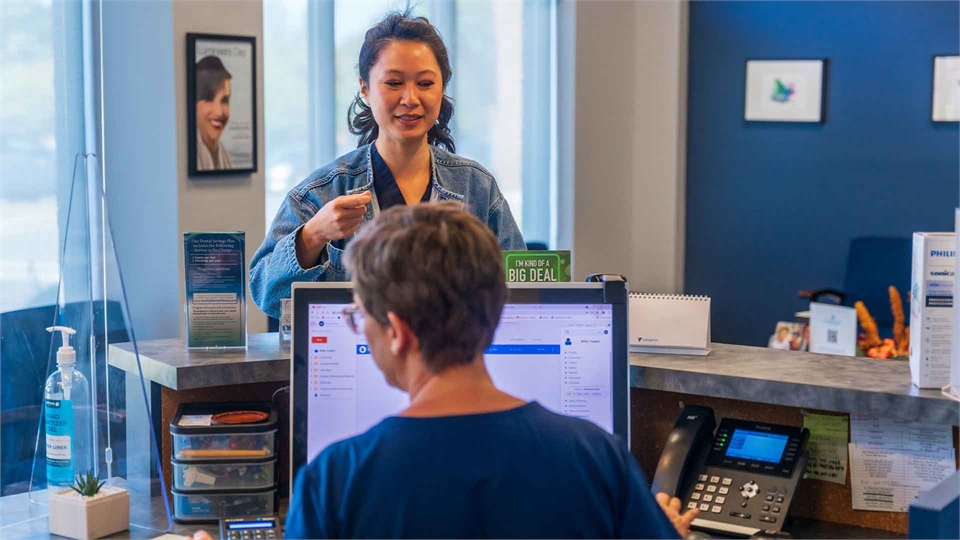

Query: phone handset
[650,405,717,497]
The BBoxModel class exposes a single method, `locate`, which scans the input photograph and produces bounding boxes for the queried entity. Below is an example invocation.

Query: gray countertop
[0,489,900,540]
[108,333,959,424]
[0,483,285,539]
[631,343,960,425]
[109,333,289,391]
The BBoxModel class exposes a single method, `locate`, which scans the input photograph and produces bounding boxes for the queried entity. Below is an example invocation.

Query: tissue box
[909,232,955,388]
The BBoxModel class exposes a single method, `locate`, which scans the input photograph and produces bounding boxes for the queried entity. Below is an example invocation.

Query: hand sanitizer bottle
[44,326,92,487]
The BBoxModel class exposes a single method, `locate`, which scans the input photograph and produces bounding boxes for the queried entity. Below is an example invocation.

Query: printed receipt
[849,414,956,512]
[803,413,849,485]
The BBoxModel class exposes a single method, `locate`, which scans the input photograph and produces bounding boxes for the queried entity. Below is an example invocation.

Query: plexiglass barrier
[0,153,173,535]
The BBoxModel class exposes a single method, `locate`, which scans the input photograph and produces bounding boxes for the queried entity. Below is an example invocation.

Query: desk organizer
[172,487,277,523]
[172,457,276,491]
[170,402,278,522]
[171,401,277,461]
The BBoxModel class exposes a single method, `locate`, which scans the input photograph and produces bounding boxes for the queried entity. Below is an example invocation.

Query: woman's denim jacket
[249,144,526,318]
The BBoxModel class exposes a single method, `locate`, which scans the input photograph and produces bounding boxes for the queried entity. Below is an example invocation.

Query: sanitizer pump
[44,326,92,487]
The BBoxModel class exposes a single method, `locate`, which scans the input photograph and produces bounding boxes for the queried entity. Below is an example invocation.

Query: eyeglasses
[343,303,364,334]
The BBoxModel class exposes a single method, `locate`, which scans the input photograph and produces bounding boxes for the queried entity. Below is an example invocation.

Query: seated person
[225,203,695,539]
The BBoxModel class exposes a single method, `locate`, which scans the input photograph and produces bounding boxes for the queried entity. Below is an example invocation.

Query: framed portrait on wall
[187,33,257,176]
[932,55,960,122]
[744,59,826,123]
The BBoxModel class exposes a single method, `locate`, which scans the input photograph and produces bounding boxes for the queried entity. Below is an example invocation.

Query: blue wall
[685,1,959,346]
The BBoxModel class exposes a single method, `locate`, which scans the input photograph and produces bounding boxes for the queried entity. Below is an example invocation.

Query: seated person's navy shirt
[284,402,679,539]
[371,143,432,210]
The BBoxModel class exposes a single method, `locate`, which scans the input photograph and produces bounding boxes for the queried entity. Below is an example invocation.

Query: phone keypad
[228,531,275,540]
[688,473,795,530]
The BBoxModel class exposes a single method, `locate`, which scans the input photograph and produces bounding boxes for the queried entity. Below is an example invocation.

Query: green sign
[503,250,571,282]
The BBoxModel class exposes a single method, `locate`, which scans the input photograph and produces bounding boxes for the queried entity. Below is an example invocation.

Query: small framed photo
[932,55,960,122]
[745,59,826,123]
[187,33,257,176]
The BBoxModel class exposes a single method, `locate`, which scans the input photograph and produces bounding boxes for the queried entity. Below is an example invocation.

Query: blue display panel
[725,429,788,463]
[228,521,275,530]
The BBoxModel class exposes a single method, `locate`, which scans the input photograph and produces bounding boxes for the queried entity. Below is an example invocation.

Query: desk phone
[219,516,280,540]
[651,406,810,538]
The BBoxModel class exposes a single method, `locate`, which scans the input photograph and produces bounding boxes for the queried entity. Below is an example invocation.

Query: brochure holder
[3,153,173,534]
[184,231,248,349]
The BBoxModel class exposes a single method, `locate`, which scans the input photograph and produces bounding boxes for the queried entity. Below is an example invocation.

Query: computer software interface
[305,303,614,462]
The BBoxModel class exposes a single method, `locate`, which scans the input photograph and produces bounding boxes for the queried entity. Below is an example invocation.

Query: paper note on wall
[848,414,956,512]
[802,413,849,485]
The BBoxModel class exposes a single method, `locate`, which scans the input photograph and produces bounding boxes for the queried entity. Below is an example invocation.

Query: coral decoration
[889,286,909,356]
[857,287,910,359]
[897,329,910,357]
[867,339,897,359]
[855,301,882,351]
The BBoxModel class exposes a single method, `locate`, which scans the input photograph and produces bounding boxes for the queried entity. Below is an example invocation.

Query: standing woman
[250,11,525,319]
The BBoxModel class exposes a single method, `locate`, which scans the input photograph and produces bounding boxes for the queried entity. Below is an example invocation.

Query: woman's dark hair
[348,11,456,152]
[196,56,232,102]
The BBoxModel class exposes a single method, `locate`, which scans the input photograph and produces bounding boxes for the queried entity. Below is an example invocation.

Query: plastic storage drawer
[172,487,277,523]
[172,457,276,491]
[170,402,278,461]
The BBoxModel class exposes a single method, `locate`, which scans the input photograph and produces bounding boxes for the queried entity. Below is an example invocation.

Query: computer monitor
[290,282,629,484]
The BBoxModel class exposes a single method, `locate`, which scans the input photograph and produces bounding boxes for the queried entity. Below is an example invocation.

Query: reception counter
[627,345,959,535]
[103,335,959,537]
[630,343,958,425]
[108,337,957,425]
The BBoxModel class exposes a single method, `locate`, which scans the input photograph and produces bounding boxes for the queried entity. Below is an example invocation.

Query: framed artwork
[932,55,960,122]
[187,33,257,176]
[744,59,826,123]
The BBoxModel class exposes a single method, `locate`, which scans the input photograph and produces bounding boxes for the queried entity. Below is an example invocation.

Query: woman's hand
[192,530,214,540]
[655,492,699,537]
[305,192,372,245]
[296,192,371,268]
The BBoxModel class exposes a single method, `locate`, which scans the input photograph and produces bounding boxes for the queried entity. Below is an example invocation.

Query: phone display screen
[724,429,789,463]
[227,520,276,530]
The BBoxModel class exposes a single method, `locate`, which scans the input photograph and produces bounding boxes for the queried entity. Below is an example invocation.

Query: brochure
[184,231,247,348]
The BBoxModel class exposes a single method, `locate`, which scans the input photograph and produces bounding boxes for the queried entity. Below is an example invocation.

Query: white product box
[954,211,960,392]
[909,232,956,388]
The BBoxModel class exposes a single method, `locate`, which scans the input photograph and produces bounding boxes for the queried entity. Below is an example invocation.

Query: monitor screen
[305,303,614,463]
[725,429,789,463]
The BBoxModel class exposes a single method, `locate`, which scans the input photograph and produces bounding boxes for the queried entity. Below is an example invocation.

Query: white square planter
[48,486,130,540]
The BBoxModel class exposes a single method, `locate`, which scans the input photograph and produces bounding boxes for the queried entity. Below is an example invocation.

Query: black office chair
[798,237,912,339]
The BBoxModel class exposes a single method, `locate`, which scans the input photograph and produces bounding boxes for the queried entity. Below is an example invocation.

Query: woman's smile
[208,116,226,131]
[396,113,423,127]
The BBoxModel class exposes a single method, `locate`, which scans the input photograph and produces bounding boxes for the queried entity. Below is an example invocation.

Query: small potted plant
[49,471,129,540]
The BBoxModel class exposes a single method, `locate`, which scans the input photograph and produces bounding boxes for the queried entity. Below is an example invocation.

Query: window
[262,0,312,229]
[264,0,557,246]
[0,0,87,314]
[1,0,92,497]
